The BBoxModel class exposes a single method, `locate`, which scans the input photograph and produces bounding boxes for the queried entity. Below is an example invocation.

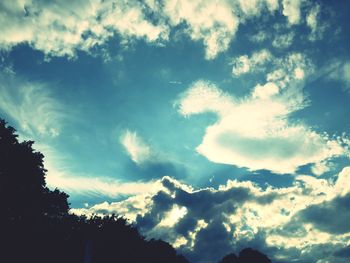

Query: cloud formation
[75,167,350,263]
[0,0,324,59]
[0,0,168,57]
[177,53,344,173]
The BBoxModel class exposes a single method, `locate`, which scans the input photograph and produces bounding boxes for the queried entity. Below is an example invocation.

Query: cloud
[0,68,63,137]
[298,193,350,234]
[282,0,303,25]
[177,53,344,174]
[272,32,294,49]
[311,161,331,176]
[163,0,239,59]
[328,61,350,92]
[305,3,328,42]
[249,31,268,43]
[30,142,161,201]
[252,82,279,99]
[231,49,272,76]
[74,167,350,262]
[0,0,168,57]
[0,0,324,59]
[48,172,160,199]
[120,130,153,165]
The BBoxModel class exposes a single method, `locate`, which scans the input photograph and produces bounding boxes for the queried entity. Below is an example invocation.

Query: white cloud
[306,4,324,41]
[48,172,159,198]
[252,82,279,99]
[163,0,239,59]
[158,204,188,227]
[0,68,63,137]
[334,166,350,197]
[120,130,153,165]
[0,0,326,59]
[0,0,168,57]
[237,0,277,16]
[232,49,272,76]
[177,54,344,174]
[311,161,331,176]
[282,0,303,25]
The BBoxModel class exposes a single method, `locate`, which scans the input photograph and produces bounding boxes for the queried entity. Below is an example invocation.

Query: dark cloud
[334,246,350,258]
[134,177,278,263]
[298,193,350,234]
[188,219,234,263]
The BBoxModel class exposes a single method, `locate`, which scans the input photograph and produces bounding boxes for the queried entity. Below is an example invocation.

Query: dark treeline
[218,248,271,263]
[0,119,271,263]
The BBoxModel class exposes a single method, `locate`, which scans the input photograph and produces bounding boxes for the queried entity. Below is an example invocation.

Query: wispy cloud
[0,68,64,138]
[328,60,350,92]
[33,142,161,199]
[120,130,153,165]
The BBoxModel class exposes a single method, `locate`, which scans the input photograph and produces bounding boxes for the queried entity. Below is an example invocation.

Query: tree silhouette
[0,119,189,263]
[0,119,69,221]
[218,253,239,263]
[218,248,271,263]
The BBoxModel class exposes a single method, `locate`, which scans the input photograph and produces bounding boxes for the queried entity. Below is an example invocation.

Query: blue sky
[1,0,350,262]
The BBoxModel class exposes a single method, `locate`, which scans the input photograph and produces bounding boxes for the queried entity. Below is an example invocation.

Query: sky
[1,0,350,262]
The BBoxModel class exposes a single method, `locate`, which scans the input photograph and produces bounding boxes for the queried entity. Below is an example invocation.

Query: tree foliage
[218,248,271,263]
[0,119,188,263]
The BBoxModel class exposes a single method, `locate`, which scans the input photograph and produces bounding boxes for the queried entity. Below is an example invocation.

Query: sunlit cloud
[0,0,323,60]
[176,53,345,174]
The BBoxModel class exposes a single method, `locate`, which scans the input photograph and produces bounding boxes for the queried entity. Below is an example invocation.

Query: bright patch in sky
[1,0,350,262]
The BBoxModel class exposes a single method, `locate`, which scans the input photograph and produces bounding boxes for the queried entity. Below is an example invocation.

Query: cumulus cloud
[74,167,350,263]
[177,53,344,174]
[0,0,323,59]
[0,68,64,137]
[0,0,168,57]
[163,0,239,60]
